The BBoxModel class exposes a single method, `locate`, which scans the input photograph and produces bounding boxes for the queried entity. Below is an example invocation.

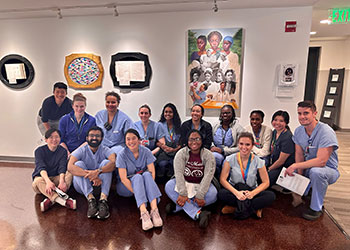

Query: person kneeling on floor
[68,126,115,219]
[32,128,76,212]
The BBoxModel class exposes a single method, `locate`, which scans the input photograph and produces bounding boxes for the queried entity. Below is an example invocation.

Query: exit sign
[330,8,350,24]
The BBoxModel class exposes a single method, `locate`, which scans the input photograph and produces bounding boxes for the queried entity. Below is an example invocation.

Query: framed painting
[187,28,244,116]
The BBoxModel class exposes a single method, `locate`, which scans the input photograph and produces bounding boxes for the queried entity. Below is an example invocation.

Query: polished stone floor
[0,166,349,250]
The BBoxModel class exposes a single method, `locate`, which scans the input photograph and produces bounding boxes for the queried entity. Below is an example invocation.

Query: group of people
[33,81,340,231]
[188,31,240,105]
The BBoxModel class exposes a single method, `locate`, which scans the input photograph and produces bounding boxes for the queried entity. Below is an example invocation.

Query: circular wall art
[0,54,35,89]
[64,53,103,89]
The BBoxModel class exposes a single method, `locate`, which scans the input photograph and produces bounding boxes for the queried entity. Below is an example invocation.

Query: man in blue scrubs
[68,126,116,219]
[286,101,339,220]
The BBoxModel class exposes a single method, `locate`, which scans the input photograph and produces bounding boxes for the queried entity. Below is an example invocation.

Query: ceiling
[0,0,349,39]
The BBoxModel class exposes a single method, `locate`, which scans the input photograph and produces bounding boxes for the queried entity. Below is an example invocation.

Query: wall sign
[0,54,35,89]
[64,53,103,89]
[285,21,297,32]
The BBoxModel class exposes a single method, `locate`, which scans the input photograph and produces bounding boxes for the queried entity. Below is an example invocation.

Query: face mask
[87,139,102,148]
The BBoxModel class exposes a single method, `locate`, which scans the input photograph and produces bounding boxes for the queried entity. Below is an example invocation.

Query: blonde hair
[73,93,86,104]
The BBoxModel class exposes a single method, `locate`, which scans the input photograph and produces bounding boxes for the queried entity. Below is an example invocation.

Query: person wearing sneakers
[68,126,115,220]
[116,129,163,231]
[165,129,217,228]
[285,101,339,221]
[32,128,76,212]
[218,132,275,219]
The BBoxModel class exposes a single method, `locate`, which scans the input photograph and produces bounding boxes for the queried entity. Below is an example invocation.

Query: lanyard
[237,152,252,182]
[168,125,174,142]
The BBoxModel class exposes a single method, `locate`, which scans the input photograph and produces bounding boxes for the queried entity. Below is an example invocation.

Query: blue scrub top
[213,126,234,148]
[158,121,180,144]
[133,120,165,151]
[116,145,156,176]
[293,122,338,170]
[95,109,133,148]
[72,144,114,170]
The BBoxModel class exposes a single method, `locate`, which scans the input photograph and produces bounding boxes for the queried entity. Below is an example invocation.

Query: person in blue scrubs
[211,105,245,177]
[95,91,133,156]
[285,101,339,221]
[133,104,165,155]
[156,103,182,178]
[116,129,163,231]
[68,126,116,220]
[59,93,96,156]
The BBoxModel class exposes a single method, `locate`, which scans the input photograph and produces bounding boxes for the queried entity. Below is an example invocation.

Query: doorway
[304,47,321,101]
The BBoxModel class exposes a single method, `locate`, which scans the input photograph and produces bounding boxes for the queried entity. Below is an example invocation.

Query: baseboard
[0,155,34,163]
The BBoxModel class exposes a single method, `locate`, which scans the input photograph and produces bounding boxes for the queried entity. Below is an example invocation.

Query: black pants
[268,168,283,186]
[218,188,276,210]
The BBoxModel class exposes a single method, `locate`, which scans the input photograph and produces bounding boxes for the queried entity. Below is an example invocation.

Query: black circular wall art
[0,54,35,89]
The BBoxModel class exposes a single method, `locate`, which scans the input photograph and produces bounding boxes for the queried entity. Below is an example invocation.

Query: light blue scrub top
[133,120,165,151]
[72,144,113,170]
[213,126,234,148]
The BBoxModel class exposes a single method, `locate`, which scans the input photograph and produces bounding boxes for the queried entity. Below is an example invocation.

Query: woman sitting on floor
[267,110,295,187]
[211,104,245,177]
[218,132,275,219]
[116,129,163,231]
[32,128,76,212]
[59,93,96,156]
[133,104,166,155]
[244,110,272,166]
[165,129,217,228]
[156,103,182,179]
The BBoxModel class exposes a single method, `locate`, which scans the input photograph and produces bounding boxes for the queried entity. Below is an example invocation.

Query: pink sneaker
[65,198,76,210]
[140,211,153,231]
[150,208,163,227]
[40,198,53,212]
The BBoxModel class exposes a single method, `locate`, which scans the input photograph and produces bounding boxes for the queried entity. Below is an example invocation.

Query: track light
[114,5,119,17]
[213,0,218,12]
[57,8,62,19]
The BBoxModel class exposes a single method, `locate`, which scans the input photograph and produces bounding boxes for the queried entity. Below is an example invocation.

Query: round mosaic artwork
[68,57,100,85]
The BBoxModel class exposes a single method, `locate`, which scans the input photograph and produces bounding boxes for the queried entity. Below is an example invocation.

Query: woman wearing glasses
[165,129,217,228]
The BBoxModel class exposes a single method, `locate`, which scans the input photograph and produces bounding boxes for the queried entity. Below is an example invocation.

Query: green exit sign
[330,8,350,23]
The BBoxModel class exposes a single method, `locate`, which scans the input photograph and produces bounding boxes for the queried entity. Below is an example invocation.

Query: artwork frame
[64,53,103,89]
[187,28,244,116]
[0,54,35,89]
[110,52,152,89]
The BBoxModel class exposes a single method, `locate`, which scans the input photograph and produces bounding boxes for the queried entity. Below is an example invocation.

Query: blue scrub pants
[111,145,124,156]
[165,178,217,219]
[73,160,112,198]
[116,171,161,208]
[304,166,339,211]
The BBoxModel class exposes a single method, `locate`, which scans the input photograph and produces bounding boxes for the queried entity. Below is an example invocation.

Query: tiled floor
[0,165,349,250]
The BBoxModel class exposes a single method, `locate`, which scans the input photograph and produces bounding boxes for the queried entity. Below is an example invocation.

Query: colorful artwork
[187,28,243,116]
[68,58,100,85]
[64,53,103,89]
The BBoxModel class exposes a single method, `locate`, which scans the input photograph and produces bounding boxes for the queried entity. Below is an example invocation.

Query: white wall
[309,37,350,129]
[0,7,312,157]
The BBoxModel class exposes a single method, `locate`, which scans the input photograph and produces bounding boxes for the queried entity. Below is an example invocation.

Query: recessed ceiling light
[320,19,331,24]
[310,31,317,35]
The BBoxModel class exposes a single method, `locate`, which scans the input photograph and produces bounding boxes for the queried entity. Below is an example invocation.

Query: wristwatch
[97,167,103,174]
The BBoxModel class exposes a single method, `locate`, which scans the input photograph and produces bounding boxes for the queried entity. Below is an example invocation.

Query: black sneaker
[198,210,211,228]
[87,198,98,218]
[97,199,110,219]
[302,208,322,221]
[165,202,176,215]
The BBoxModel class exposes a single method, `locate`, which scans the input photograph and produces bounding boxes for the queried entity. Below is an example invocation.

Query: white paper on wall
[329,87,337,94]
[326,99,334,106]
[324,110,331,118]
[5,63,26,84]
[115,61,145,82]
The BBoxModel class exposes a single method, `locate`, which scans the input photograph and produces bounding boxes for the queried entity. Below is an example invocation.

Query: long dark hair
[159,103,182,134]
[271,110,290,130]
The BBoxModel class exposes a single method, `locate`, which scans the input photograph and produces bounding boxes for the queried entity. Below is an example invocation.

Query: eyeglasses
[189,137,201,142]
[88,134,101,138]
